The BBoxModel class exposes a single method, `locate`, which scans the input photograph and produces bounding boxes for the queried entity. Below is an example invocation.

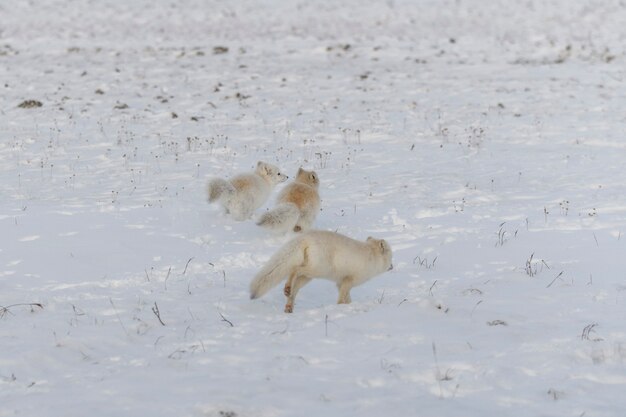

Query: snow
[2,0,626,416]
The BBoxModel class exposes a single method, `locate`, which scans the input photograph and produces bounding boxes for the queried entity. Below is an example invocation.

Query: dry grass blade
[0,303,44,318]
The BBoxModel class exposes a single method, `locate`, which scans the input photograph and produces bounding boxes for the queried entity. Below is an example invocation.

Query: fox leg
[229,194,255,221]
[294,210,315,232]
[285,275,311,313]
[337,277,354,304]
[284,270,297,296]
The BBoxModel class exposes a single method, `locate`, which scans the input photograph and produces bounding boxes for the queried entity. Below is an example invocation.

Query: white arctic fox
[256,167,320,233]
[207,161,288,221]
[250,230,393,313]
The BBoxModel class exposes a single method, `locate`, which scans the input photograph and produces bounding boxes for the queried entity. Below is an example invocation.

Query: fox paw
[284,304,293,313]
[283,285,291,297]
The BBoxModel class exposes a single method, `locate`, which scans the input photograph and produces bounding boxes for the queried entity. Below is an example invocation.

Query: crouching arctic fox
[256,167,320,233]
[250,230,393,313]
[207,161,288,221]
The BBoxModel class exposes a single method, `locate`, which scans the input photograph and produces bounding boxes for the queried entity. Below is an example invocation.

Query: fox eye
[379,241,386,254]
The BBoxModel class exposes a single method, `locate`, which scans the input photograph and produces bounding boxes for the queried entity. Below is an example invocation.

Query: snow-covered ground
[2,0,626,416]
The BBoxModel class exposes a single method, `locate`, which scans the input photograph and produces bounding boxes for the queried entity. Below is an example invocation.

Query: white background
[1,1,626,416]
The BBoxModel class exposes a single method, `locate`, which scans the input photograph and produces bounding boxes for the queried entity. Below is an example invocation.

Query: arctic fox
[256,167,320,233]
[207,161,288,221]
[250,230,393,313]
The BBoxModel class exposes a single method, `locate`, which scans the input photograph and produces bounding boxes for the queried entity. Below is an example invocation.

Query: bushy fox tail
[256,203,300,234]
[207,178,235,203]
[250,238,305,299]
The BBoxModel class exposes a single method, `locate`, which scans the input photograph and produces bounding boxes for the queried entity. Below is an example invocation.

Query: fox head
[256,161,288,184]
[366,237,393,272]
[295,167,320,189]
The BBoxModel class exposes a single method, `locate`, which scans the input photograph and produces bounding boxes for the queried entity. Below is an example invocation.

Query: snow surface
[2,0,626,416]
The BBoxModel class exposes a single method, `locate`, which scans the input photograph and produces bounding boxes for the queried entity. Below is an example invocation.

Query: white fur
[249,230,393,312]
[207,161,288,221]
[256,203,300,234]
[256,168,320,233]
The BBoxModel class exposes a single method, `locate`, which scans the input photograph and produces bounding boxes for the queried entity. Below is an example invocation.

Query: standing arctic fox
[256,167,320,233]
[207,161,288,221]
[250,230,393,313]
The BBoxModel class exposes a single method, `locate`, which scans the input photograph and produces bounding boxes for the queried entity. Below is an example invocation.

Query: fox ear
[297,167,304,175]
[367,236,374,242]
[258,162,272,174]
[379,241,386,253]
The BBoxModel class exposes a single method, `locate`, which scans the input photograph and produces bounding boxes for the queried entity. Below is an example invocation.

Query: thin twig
[164,266,172,290]
[187,278,194,295]
[546,271,564,288]
[470,300,483,317]
[0,303,44,318]
[182,257,194,275]
[581,323,603,341]
[377,289,385,304]
[432,342,444,399]
[325,314,329,337]
[152,302,166,326]
[429,280,438,296]
[109,298,129,336]
[219,312,233,327]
